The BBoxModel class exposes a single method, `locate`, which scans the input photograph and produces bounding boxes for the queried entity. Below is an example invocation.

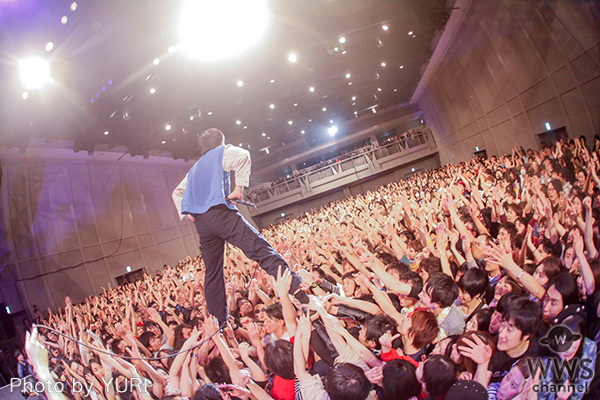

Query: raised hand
[365,366,383,387]
[457,334,492,365]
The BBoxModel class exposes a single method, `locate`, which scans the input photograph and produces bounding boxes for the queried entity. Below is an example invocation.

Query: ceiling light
[342,50,347,54]
[20,58,51,89]
[168,45,176,53]
[45,42,54,52]
[308,119,312,122]
[354,111,358,115]
[408,31,413,35]
[400,65,404,69]
[372,108,377,113]
[208,111,213,115]
[162,140,166,144]
[236,120,241,125]
[330,119,333,123]
[179,0,269,61]
[71,2,78,11]
[150,88,156,94]
[382,25,389,31]
[301,130,305,134]
[288,52,297,62]
[239,143,243,146]
[22,91,28,100]
[153,58,160,65]
[104,131,109,135]
[61,16,68,24]
[269,104,275,109]
[352,103,355,105]
[270,79,275,83]
[328,126,338,136]
[237,80,244,87]
[348,82,352,85]
[288,120,293,125]
[345,73,351,79]
[394,89,397,92]
[322,107,326,111]
[243,126,248,129]
[352,96,356,100]
[261,132,266,136]
[412,34,416,38]
[165,124,172,130]
[294,103,298,106]
[381,62,386,67]
[339,37,346,44]
[309,87,315,92]
[377,88,382,91]
[267,136,270,139]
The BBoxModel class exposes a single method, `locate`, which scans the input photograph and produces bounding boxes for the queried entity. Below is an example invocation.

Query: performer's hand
[226,186,243,205]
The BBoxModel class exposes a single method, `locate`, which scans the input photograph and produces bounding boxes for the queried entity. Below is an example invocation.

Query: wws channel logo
[527,325,595,396]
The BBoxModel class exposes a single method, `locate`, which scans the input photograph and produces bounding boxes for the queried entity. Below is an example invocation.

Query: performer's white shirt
[172,144,251,219]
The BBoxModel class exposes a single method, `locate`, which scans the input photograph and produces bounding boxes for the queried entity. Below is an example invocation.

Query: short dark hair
[419,257,442,276]
[408,310,439,349]
[325,363,372,400]
[265,302,283,321]
[386,261,410,277]
[364,315,397,348]
[502,297,541,339]
[400,271,423,298]
[193,383,222,400]
[138,331,155,350]
[197,128,224,156]
[381,360,421,400]
[264,340,294,380]
[204,356,231,384]
[499,222,518,238]
[426,273,459,308]
[458,268,489,299]
[422,355,459,397]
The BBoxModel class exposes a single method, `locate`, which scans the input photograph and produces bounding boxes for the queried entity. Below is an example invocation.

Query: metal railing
[246,131,430,204]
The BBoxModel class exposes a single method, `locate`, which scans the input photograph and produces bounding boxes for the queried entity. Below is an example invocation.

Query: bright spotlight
[165,124,172,131]
[179,0,269,61]
[153,58,160,65]
[288,53,297,62]
[328,126,338,136]
[45,42,54,52]
[339,37,346,44]
[382,25,389,31]
[22,91,29,100]
[237,80,244,87]
[20,58,51,89]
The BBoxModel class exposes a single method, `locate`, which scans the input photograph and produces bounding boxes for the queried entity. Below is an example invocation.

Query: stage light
[20,58,51,89]
[153,58,160,65]
[322,107,326,112]
[309,87,315,92]
[408,31,413,35]
[179,0,269,61]
[236,120,241,125]
[104,131,109,135]
[352,96,356,100]
[45,42,54,52]
[162,140,167,144]
[345,73,351,78]
[22,91,28,100]
[348,82,352,85]
[261,132,266,136]
[165,124,172,130]
[381,62,386,67]
[281,213,285,217]
[126,266,131,272]
[270,79,275,83]
[269,104,275,109]
[70,2,77,11]
[545,122,551,131]
[400,65,404,69]
[288,120,293,125]
[301,130,305,134]
[288,53,297,62]
[168,45,176,53]
[339,37,346,43]
[328,126,338,136]
[207,112,213,115]
[382,25,389,31]
[61,16,68,24]
[237,80,244,87]
[150,88,156,93]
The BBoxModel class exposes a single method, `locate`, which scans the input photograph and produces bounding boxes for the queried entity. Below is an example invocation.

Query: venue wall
[416,0,600,165]
[0,148,201,314]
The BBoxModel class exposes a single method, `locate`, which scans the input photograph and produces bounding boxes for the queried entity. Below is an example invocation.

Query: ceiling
[0,0,449,160]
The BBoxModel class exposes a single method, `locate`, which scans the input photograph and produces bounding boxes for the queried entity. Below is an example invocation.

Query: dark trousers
[193,205,301,323]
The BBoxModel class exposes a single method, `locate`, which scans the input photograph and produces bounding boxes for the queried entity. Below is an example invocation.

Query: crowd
[20,134,600,400]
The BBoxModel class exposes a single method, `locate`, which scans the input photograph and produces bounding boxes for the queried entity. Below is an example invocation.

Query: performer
[172,128,307,323]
